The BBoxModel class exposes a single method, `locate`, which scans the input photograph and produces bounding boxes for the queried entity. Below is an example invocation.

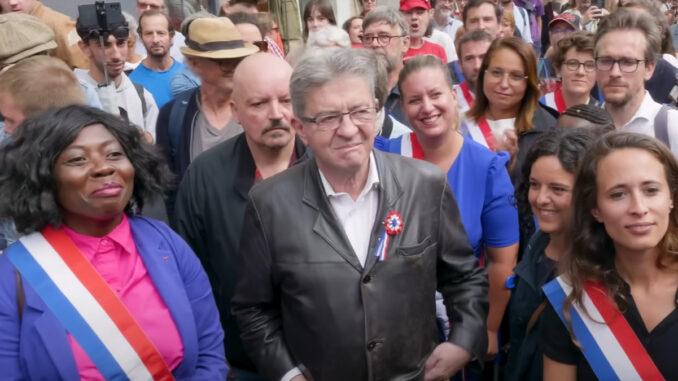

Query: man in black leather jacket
[231,48,488,381]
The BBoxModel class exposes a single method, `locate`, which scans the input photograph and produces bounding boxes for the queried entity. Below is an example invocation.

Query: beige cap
[0,13,58,66]
[180,17,259,60]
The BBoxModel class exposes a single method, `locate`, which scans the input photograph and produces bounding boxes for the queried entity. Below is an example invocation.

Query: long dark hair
[0,105,172,234]
[302,0,337,42]
[565,132,678,315]
[516,128,598,246]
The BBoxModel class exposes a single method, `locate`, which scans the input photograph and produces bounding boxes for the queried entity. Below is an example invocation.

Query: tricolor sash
[6,226,174,381]
[543,276,665,381]
[464,117,498,152]
[454,81,475,113]
[540,83,567,114]
[398,132,425,160]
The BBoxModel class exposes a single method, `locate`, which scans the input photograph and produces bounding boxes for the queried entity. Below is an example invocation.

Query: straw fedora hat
[181,17,259,60]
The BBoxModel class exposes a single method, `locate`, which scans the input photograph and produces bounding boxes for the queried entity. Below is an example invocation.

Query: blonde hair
[0,56,85,117]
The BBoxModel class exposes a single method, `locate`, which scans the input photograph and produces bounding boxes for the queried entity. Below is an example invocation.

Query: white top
[463,116,516,150]
[511,5,533,44]
[318,152,380,267]
[376,108,411,139]
[434,16,464,45]
[280,153,380,381]
[74,69,159,141]
[619,91,678,156]
[426,29,457,62]
[453,83,474,114]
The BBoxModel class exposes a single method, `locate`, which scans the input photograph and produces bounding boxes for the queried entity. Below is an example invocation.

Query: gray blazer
[232,150,488,381]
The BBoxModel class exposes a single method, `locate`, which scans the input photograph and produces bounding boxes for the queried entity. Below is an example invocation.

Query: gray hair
[291,48,378,118]
[306,25,351,49]
[362,6,410,36]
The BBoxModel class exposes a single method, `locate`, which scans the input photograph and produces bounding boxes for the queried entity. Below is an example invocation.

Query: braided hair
[561,104,615,132]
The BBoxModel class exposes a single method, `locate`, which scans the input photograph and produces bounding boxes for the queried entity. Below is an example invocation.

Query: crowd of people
[0,0,678,380]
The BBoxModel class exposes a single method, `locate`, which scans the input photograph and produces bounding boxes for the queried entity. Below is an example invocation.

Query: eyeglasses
[595,56,647,73]
[564,59,596,72]
[361,34,405,46]
[301,107,377,131]
[253,40,268,52]
[485,68,528,84]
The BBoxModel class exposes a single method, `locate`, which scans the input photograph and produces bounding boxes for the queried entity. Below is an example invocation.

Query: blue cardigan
[0,216,227,380]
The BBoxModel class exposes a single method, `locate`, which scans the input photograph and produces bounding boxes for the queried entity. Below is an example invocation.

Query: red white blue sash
[540,83,567,114]
[543,276,665,381]
[399,132,425,160]
[454,81,475,113]
[464,117,497,152]
[6,226,174,381]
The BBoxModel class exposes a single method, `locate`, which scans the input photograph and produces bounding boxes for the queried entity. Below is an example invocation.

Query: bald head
[231,53,295,151]
[233,53,292,97]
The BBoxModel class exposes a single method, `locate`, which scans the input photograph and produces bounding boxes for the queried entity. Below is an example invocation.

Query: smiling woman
[0,105,226,380]
[541,132,678,381]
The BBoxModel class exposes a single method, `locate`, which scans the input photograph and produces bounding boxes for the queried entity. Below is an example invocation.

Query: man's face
[0,93,25,134]
[362,0,377,13]
[136,0,165,14]
[190,56,242,93]
[0,0,36,13]
[362,21,410,73]
[402,8,432,39]
[459,39,492,88]
[293,75,377,176]
[434,0,455,18]
[596,29,655,109]
[233,64,294,151]
[80,35,128,80]
[140,14,172,59]
[465,3,499,37]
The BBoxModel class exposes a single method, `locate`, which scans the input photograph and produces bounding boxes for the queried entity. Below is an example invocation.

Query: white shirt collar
[624,91,662,128]
[319,152,380,199]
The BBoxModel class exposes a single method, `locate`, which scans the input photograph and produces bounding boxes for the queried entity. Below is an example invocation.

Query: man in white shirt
[232,48,487,381]
[75,8,158,141]
[596,9,678,154]
[432,0,464,41]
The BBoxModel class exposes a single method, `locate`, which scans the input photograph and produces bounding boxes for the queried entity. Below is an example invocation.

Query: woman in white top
[463,36,556,178]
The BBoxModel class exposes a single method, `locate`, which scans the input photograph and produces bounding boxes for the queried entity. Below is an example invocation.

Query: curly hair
[515,127,599,248]
[0,105,173,234]
[564,131,678,317]
[551,31,594,70]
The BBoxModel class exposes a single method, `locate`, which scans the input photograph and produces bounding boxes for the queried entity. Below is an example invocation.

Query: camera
[76,1,129,42]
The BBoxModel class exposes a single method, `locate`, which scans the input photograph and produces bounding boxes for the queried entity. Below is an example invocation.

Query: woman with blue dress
[375,55,519,361]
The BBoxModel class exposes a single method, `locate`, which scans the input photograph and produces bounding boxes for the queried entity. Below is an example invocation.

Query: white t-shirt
[619,91,678,156]
[426,29,457,62]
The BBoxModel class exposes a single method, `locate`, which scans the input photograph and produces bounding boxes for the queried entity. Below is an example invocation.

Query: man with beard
[130,10,184,108]
[596,9,678,153]
[362,6,411,126]
[174,53,306,381]
[432,0,464,42]
[74,5,159,142]
[463,0,501,38]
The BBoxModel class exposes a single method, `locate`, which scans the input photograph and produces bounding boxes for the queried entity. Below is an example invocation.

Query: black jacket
[231,151,488,381]
[512,104,558,183]
[156,87,199,180]
[505,231,556,381]
[173,133,307,371]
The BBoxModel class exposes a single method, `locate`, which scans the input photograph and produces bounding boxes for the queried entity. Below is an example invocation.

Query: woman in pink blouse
[0,105,226,380]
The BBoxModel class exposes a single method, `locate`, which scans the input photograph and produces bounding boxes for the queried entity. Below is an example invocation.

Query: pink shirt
[63,216,184,380]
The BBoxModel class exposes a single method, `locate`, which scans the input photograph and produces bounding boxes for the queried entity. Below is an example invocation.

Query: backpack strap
[132,82,148,117]
[15,270,24,322]
[654,104,671,148]
[168,89,194,158]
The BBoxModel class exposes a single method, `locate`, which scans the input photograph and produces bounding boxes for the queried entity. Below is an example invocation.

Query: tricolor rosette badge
[374,211,404,262]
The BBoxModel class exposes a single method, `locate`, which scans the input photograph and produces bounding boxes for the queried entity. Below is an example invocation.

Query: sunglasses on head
[83,26,129,42]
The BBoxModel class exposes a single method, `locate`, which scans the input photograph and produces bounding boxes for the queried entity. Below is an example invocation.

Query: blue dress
[375,134,519,258]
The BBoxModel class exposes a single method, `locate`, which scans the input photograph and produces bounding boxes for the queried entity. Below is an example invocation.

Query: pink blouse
[63,215,184,380]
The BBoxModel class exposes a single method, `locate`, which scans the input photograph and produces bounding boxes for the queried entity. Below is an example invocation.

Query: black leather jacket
[232,150,488,381]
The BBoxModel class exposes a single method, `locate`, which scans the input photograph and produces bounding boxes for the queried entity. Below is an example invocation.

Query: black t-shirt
[541,284,678,380]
